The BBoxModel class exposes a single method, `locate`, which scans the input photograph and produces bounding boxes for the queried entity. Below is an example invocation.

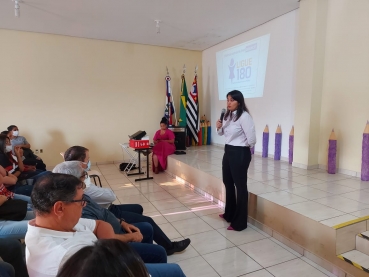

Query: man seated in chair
[53,161,191,256]
[63,146,116,207]
[25,173,186,277]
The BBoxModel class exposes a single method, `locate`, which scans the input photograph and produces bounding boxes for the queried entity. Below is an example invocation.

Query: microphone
[220,108,226,121]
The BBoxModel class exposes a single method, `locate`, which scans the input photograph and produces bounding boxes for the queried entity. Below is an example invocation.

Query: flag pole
[166,66,177,126]
[195,65,199,133]
[180,64,187,128]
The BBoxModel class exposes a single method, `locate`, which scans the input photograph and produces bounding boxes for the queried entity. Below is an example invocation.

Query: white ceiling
[0,0,299,51]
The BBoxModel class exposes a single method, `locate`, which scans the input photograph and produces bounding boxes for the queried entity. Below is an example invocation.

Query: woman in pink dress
[152,117,176,174]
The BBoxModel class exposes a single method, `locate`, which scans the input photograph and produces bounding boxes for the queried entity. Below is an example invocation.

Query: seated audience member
[0,239,29,277]
[25,173,186,277]
[53,161,190,255]
[63,146,115,207]
[152,117,175,174]
[0,172,34,239]
[0,165,32,205]
[7,125,46,171]
[0,134,49,196]
[57,239,149,277]
[54,163,167,264]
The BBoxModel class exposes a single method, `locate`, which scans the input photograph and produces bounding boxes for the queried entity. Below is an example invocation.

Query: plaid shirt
[0,183,14,199]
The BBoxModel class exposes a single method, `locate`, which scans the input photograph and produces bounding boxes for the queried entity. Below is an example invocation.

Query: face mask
[84,175,91,188]
[12,131,19,136]
[5,145,12,153]
[83,160,91,171]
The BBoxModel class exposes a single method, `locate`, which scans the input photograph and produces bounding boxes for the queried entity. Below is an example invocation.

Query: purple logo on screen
[228,58,235,82]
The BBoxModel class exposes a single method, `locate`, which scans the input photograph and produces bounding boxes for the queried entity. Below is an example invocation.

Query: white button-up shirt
[217,110,256,147]
[25,218,97,277]
[84,176,116,208]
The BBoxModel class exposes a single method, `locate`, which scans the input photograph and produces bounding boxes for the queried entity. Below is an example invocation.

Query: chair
[119,143,139,173]
[59,152,102,187]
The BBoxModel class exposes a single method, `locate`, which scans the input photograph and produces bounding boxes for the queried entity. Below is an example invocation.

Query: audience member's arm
[14,147,25,172]
[0,166,18,185]
[0,173,6,204]
[0,166,6,177]
[2,174,18,186]
[93,220,143,243]
[120,220,140,233]
[0,195,7,206]
[19,143,31,149]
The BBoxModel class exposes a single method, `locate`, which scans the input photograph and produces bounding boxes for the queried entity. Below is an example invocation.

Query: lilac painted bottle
[262,125,269,158]
[274,125,282,160]
[361,121,369,181]
[328,129,337,174]
[289,126,294,164]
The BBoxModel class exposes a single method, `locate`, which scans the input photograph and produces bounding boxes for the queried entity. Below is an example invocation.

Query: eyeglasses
[63,195,90,206]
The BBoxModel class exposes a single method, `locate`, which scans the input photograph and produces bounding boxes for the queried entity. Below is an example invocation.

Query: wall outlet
[35,149,39,154]
[40,149,43,153]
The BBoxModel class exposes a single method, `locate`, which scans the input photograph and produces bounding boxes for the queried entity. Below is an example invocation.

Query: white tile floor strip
[91,152,350,277]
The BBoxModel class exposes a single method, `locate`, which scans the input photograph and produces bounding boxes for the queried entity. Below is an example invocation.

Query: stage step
[357,231,369,256]
[338,250,369,274]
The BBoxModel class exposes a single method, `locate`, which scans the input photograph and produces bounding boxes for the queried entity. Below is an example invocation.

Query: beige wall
[293,0,328,168]
[0,29,202,167]
[294,0,369,174]
[318,0,369,173]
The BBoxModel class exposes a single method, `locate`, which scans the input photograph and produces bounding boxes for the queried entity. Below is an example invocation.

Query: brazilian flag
[178,74,188,127]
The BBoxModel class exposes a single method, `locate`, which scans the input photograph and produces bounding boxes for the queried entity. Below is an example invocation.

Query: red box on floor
[129,139,150,149]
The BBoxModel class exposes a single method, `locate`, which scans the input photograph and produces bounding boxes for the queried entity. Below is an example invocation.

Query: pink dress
[152,129,176,171]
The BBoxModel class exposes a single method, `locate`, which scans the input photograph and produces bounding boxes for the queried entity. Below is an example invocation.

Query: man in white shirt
[25,173,186,277]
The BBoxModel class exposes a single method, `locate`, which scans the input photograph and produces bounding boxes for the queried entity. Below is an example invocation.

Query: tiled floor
[170,145,369,228]
[89,145,353,277]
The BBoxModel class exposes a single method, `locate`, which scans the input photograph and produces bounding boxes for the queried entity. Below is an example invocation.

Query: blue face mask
[83,160,91,171]
[86,160,91,171]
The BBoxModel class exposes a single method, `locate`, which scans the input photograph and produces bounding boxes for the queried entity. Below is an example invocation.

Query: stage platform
[166,145,369,277]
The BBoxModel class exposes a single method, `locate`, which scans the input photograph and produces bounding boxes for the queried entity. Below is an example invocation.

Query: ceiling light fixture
[13,0,21,17]
[154,20,161,34]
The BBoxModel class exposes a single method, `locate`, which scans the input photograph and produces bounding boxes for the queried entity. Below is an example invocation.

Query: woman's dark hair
[7,125,17,131]
[160,117,168,125]
[57,239,149,277]
[0,131,9,136]
[64,146,89,162]
[0,134,9,155]
[31,173,84,215]
[224,90,250,121]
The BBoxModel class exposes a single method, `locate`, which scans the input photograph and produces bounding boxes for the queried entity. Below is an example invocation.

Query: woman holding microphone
[216,90,256,231]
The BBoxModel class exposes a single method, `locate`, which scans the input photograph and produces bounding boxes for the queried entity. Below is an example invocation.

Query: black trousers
[0,239,29,277]
[109,204,172,249]
[222,145,251,231]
